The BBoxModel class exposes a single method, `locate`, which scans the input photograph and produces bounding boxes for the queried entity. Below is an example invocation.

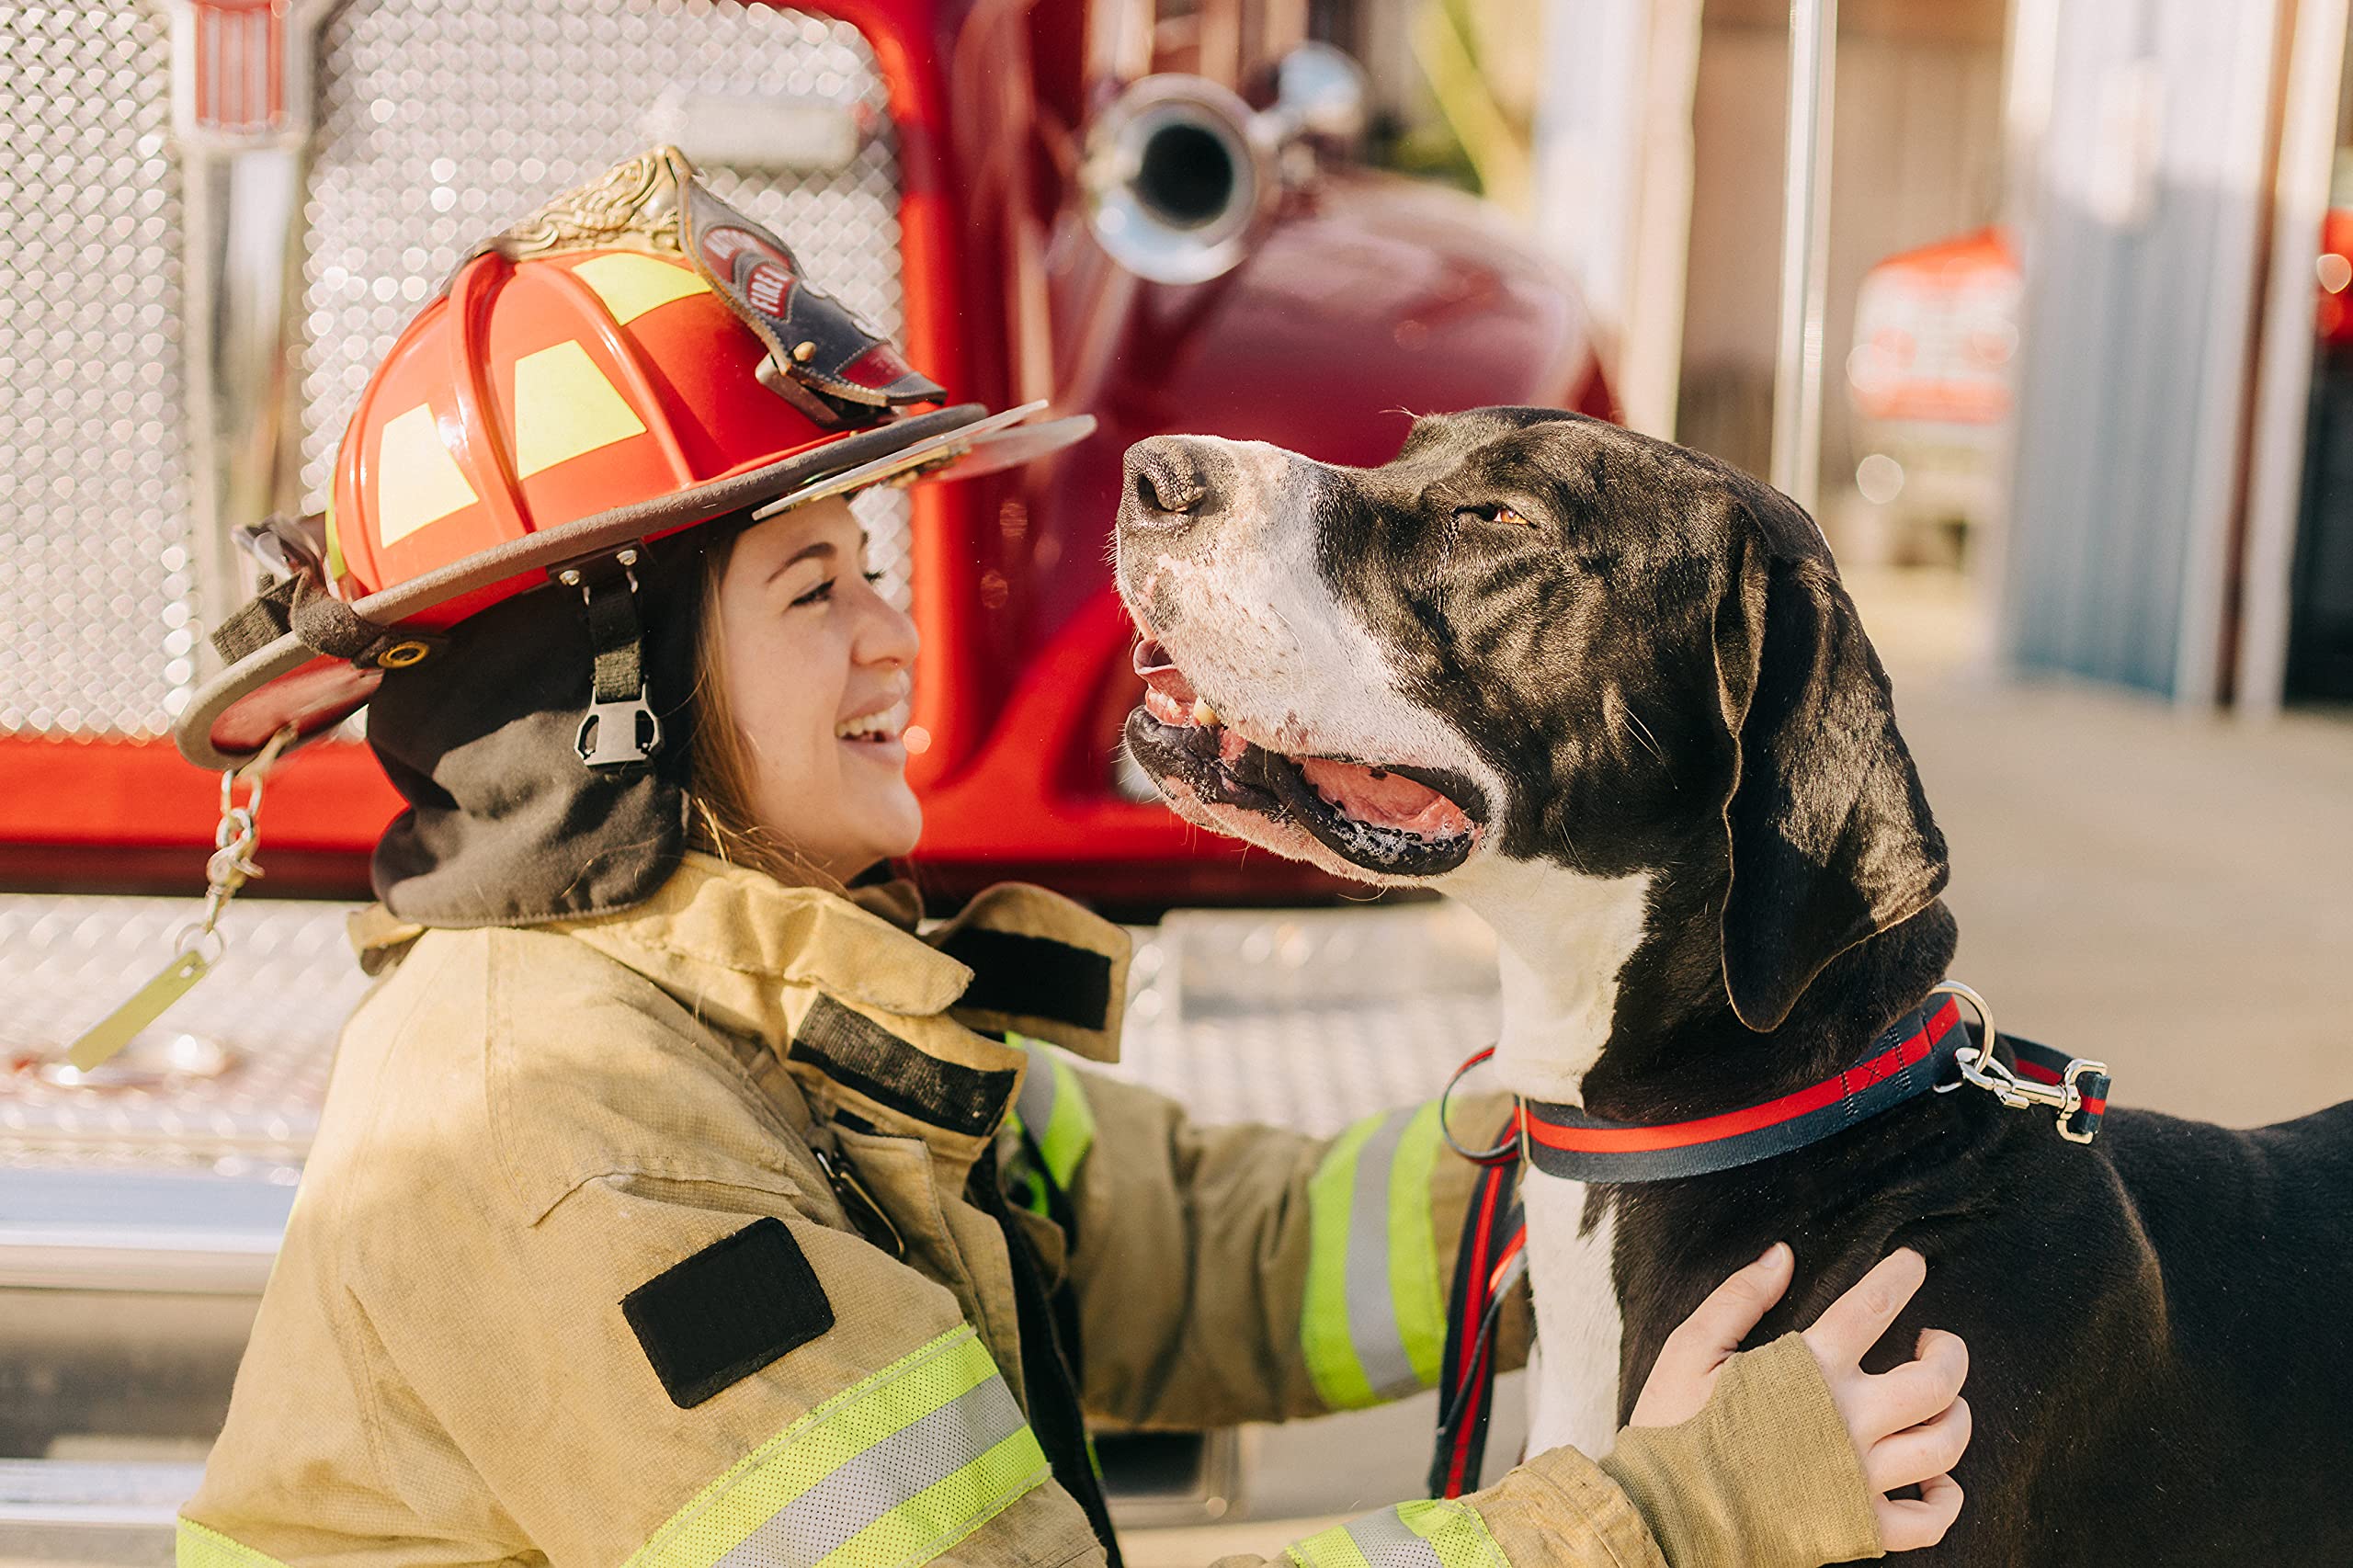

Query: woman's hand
[1628,1243,1971,1551]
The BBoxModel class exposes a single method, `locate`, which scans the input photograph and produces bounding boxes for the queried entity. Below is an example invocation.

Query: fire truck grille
[0,3,913,744]
[0,6,191,738]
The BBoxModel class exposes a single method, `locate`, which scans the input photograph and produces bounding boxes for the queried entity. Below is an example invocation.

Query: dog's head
[1113,409,1948,1033]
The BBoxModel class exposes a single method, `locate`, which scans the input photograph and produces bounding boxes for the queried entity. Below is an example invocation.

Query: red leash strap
[1428,1112,1524,1498]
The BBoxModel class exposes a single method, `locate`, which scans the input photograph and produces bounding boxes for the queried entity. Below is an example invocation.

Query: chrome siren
[1083,44,1367,287]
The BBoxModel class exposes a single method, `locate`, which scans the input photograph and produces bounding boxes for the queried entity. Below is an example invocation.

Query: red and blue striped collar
[1444,988,2112,1186]
[1427,987,2114,1496]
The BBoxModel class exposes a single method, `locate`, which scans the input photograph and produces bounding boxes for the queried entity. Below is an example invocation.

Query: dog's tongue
[1299,758,1471,838]
[1135,641,1199,700]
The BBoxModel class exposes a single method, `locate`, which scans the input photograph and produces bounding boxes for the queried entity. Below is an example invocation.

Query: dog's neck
[1445,858,1656,1104]
[1448,855,1956,1115]
[1444,853,1957,1457]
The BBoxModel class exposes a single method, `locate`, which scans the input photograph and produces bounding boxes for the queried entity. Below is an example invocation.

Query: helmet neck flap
[365,527,714,928]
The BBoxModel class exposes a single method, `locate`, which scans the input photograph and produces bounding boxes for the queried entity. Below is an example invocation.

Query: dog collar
[1438,983,2113,1187]
[1425,985,2114,1496]
[1518,995,1968,1182]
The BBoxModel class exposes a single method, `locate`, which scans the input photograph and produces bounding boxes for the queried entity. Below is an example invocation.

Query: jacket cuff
[1599,1332,1883,1568]
[1469,1443,1671,1568]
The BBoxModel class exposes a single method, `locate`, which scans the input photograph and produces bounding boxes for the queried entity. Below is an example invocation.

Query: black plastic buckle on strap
[557,548,664,770]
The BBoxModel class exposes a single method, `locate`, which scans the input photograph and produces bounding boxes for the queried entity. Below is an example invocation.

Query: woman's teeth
[835,699,908,743]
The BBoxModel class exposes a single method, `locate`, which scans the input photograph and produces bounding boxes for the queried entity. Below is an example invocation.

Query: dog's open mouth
[1124,640,1487,876]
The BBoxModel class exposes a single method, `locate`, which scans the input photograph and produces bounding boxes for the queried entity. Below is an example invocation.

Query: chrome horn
[1083,44,1367,287]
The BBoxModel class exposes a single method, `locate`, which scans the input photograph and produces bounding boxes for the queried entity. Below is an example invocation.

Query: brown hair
[685,527,847,896]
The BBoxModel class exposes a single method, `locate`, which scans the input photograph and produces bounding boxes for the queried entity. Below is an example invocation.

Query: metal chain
[60,725,300,1074]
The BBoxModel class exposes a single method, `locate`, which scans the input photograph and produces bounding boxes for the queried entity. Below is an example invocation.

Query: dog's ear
[1715,547,1948,1031]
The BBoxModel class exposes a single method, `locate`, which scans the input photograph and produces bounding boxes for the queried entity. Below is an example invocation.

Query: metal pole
[1768,0,1836,514]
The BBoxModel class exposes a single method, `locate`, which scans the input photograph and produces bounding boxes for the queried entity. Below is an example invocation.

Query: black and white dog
[1111,409,2353,1566]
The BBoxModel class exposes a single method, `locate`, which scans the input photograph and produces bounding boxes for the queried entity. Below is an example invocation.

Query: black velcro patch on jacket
[935,927,1113,1032]
[621,1218,835,1409]
[790,994,1017,1137]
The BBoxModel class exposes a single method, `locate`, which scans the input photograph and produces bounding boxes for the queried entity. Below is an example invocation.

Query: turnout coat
[180,853,1880,1568]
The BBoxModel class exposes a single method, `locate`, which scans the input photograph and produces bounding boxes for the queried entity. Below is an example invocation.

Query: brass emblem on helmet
[490,146,690,262]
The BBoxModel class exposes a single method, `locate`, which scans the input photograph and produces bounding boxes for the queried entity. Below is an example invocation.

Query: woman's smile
[706,496,925,883]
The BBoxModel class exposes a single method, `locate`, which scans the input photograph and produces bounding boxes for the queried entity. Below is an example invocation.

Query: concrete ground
[1848,567,2353,1128]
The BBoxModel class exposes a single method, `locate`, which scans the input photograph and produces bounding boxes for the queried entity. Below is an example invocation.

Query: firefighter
[171,149,1967,1568]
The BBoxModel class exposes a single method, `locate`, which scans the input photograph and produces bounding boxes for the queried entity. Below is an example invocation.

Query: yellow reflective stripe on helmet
[176,1519,290,1568]
[1286,1501,1509,1568]
[1301,1102,1449,1410]
[628,1325,1048,1568]
[1008,1035,1095,1190]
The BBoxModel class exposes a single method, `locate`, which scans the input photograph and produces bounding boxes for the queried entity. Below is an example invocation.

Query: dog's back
[1871,1100,2353,1565]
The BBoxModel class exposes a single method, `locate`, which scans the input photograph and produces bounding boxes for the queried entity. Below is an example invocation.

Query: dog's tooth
[1193,699,1220,727]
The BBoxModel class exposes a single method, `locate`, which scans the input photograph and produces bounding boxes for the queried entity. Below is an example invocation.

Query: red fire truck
[1,0,1607,1549]
[3,0,1609,910]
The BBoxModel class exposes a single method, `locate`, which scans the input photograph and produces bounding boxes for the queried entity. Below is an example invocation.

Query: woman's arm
[1220,1244,1965,1568]
[1019,1045,1525,1429]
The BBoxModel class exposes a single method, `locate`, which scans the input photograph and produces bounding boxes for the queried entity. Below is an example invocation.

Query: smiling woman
[690,498,923,892]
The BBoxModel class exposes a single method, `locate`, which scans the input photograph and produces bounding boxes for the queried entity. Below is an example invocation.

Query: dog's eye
[1457,504,1531,528]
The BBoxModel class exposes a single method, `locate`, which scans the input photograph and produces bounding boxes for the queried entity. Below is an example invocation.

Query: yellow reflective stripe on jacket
[1286,1500,1511,1568]
[1007,1035,1096,1190]
[1301,1101,1449,1410]
[176,1518,289,1568]
[628,1325,1049,1568]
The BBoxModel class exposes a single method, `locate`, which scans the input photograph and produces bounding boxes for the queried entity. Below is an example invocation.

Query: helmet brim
[176,401,1095,772]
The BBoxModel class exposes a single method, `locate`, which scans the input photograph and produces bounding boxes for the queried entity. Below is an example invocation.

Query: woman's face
[708,496,921,882]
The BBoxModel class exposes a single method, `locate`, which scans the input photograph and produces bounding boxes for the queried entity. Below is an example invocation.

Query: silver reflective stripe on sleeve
[1302,1103,1447,1409]
[1286,1500,1511,1568]
[628,1326,1049,1568]
[712,1375,1029,1568]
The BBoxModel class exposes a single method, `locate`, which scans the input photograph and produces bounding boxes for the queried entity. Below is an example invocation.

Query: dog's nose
[1125,437,1215,524]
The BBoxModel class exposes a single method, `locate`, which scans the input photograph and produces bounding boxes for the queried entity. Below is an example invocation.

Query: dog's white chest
[1521,1171,1623,1459]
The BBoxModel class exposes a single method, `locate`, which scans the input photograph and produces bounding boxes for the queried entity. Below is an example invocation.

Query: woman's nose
[858,582,920,669]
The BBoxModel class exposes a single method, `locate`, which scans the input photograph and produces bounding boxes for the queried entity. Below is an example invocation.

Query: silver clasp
[575,692,664,767]
[1929,980,2108,1144]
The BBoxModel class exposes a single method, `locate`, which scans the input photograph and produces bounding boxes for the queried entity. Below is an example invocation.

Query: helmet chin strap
[559,546,665,770]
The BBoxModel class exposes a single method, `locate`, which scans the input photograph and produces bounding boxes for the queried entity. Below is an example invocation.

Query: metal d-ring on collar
[1438,1046,1524,1166]
[1928,980,2110,1145]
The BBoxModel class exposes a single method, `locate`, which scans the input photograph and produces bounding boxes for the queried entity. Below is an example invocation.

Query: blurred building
[1356,0,2353,714]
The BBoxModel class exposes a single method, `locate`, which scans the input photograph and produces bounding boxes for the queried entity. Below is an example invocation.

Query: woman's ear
[1715,549,1949,1031]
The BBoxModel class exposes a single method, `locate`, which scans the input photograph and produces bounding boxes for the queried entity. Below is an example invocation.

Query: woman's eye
[790,577,836,608]
[863,570,884,585]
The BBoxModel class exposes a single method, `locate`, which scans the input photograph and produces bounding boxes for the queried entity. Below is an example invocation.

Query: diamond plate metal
[0,6,193,737]
[1,1,915,744]
[298,0,915,604]
[0,895,367,1174]
[0,896,1501,1168]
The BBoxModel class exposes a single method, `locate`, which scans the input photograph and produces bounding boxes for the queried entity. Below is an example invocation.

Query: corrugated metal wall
[2002,0,2279,699]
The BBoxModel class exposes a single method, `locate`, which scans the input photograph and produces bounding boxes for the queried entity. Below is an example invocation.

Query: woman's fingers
[1667,1242,1795,1367]
[1859,1329,1971,1437]
[1875,1472,1965,1552]
[1864,1397,1972,1492]
[1802,1247,1927,1369]
[1629,1243,1795,1428]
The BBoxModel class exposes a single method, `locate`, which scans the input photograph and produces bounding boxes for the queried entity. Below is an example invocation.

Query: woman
[173,150,1968,1568]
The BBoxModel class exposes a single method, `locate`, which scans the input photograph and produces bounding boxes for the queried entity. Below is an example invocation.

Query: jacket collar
[350,852,1131,1142]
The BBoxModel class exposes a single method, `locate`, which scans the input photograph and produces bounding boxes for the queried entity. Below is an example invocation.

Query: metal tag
[63,949,214,1073]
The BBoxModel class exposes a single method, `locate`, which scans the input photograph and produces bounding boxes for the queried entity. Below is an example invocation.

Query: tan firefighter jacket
[179,852,1881,1568]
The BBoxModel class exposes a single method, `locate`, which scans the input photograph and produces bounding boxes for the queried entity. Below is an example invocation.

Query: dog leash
[1426,983,2112,1495]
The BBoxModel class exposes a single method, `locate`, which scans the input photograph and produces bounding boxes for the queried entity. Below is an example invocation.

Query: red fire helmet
[178,146,1086,772]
